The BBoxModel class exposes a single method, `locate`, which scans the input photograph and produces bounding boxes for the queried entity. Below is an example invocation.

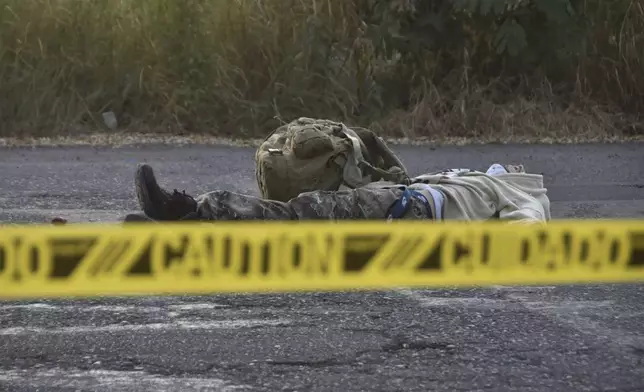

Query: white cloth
[486,163,508,176]
[440,164,508,177]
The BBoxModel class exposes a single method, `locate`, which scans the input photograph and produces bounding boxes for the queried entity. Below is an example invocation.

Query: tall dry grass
[0,0,642,141]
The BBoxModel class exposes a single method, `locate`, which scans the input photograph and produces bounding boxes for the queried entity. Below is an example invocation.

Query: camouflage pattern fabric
[193,186,431,221]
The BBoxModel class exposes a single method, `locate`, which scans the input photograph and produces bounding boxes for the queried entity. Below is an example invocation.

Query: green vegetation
[1,0,642,141]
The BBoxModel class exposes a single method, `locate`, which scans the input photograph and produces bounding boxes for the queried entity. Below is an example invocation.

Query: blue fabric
[386,188,433,220]
[414,184,444,220]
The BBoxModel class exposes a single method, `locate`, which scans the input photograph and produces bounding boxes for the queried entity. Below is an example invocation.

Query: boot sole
[123,213,158,223]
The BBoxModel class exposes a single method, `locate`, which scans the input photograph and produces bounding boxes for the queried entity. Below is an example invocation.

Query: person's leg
[133,164,422,221]
[195,187,404,221]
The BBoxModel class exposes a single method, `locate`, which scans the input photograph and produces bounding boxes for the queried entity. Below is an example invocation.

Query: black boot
[134,164,198,221]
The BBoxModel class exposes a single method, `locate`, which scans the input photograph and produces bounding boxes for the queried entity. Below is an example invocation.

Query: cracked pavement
[0,143,643,392]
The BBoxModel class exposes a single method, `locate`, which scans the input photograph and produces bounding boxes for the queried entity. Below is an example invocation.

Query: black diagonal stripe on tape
[127,234,190,276]
[127,239,153,275]
[51,238,97,278]
[344,235,389,272]
[629,233,644,266]
[415,235,445,271]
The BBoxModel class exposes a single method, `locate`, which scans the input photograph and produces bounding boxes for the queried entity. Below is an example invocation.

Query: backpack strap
[337,127,369,188]
[341,127,410,187]
[351,127,409,179]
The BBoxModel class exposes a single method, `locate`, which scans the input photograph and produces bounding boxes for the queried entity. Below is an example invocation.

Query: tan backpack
[255,117,410,202]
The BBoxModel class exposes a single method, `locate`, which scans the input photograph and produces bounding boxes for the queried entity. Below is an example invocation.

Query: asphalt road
[0,143,643,392]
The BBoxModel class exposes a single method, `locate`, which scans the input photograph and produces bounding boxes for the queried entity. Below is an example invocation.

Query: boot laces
[170,189,195,202]
[163,189,196,217]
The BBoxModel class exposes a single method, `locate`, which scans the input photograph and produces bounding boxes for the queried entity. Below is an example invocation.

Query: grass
[0,0,643,144]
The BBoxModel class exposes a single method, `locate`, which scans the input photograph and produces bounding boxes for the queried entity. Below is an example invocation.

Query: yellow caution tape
[1,220,643,299]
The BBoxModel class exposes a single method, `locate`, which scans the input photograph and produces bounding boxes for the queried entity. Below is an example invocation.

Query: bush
[0,0,642,140]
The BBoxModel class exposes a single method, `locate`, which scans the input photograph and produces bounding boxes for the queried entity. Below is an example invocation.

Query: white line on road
[396,290,511,309]
[0,208,131,222]
[497,288,644,348]
[0,319,291,336]
[0,303,229,312]
[398,287,644,349]
[169,303,230,311]
[398,287,616,312]
[0,368,253,392]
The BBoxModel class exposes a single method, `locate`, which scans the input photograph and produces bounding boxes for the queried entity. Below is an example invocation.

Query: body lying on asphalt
[125,163,550,224]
